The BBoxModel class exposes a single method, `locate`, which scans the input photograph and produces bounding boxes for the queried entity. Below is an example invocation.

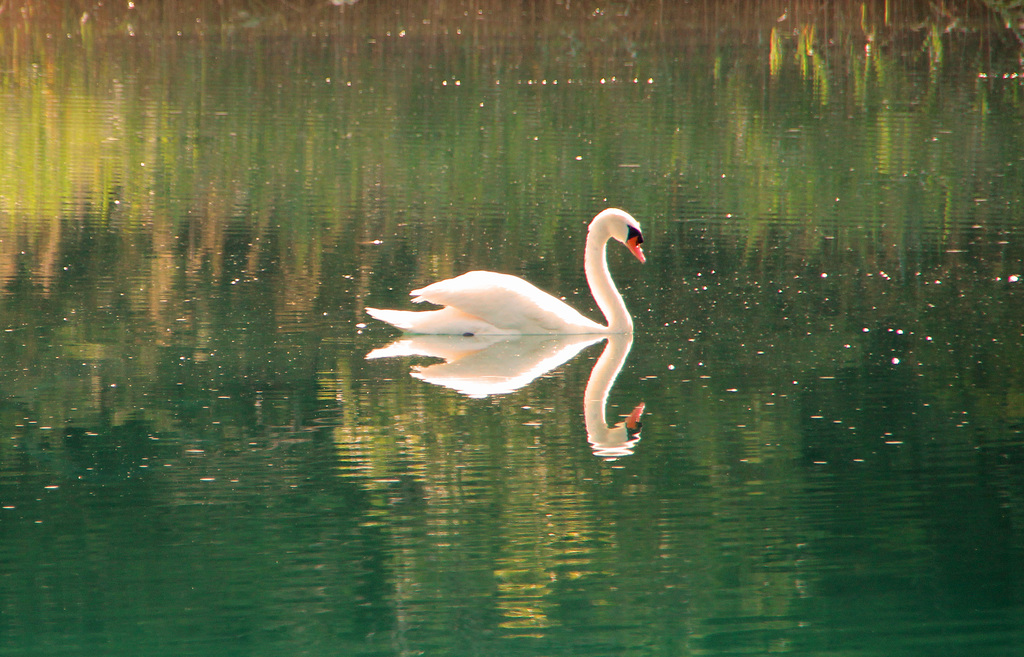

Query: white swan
[365,208,645,335]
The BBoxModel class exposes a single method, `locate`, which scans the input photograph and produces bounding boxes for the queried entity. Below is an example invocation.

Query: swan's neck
[585,232,632,333]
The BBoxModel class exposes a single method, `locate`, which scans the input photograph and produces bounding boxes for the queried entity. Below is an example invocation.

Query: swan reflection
[366,333,644,457]
[582,334,644,458]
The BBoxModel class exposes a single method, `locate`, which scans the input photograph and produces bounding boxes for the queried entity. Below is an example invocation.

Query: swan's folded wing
[411,271,603,333]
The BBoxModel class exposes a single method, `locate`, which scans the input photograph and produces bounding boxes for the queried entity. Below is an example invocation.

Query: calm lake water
[2,6,1024,656]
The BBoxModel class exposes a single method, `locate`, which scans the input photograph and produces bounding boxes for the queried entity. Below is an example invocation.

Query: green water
[2,7,1024,656]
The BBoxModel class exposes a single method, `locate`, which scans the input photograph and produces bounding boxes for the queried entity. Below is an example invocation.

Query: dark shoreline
[4,0,1021,45]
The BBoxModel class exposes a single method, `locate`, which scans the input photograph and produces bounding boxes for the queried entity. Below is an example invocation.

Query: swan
[365,208,645,335]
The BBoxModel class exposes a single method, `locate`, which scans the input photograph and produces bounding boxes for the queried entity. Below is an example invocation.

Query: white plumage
[366,208,645,335]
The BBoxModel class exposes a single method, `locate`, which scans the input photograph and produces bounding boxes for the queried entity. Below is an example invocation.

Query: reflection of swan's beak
[587,403,644,459]
[625,402,645,434]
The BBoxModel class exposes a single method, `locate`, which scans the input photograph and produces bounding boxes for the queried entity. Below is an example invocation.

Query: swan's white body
[365,208,644,335]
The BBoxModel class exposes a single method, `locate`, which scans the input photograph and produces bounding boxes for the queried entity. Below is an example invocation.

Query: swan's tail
[365,307,422,332]
[366,306,500,335]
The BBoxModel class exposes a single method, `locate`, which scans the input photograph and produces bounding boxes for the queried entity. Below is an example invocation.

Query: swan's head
[591,208,645,264]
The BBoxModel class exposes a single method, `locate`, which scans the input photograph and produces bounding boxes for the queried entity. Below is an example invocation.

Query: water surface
[1,7,1024,656]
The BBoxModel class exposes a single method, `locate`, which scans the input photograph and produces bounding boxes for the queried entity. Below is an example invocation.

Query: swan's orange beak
[626,234,646,264]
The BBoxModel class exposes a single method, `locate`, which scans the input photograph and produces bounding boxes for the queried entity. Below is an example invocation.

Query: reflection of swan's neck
[585,230,632,333]
[584,335,638,457]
